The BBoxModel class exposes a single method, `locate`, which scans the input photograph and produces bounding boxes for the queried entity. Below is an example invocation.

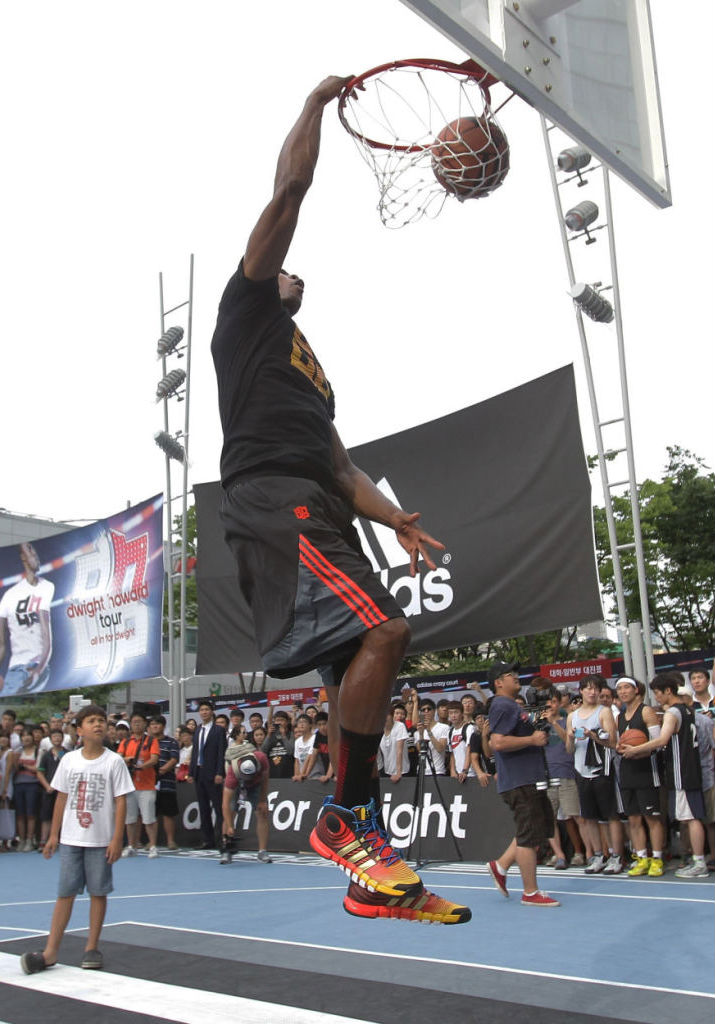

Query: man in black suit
[187,699,227,849]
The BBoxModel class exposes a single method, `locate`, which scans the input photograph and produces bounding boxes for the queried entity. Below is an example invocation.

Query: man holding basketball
[211,76,469,924]
[613,676,664,878]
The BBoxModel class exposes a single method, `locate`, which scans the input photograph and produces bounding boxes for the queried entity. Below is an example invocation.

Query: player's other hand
[393,511,445,577]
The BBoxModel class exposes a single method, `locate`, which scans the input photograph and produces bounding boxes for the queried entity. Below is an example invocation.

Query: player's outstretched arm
[244,75,352,282]
[330,423,445,577]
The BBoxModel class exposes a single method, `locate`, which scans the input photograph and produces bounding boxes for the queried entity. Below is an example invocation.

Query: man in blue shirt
[486,662,560,907]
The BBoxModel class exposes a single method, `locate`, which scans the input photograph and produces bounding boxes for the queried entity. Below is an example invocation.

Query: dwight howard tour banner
[194,365,603,673]
[0,495,163,695]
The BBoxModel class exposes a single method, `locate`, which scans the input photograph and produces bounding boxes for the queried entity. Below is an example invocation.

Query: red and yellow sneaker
[343,881,472,924]
[309,798,422,897]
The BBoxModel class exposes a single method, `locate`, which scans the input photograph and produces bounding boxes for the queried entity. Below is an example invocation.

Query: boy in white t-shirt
[20,704,134,975]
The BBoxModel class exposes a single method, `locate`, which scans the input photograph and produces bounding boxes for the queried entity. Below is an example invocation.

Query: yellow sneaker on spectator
[628,857,651,876]
[647,857,664,877]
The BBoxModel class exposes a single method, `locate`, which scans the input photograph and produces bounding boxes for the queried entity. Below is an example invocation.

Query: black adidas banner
[195,365,602,674]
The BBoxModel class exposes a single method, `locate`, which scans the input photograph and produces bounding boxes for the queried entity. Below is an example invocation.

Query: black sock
[334,727,381,810]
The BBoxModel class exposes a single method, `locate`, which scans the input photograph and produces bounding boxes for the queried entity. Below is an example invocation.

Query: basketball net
[339,59,510,229]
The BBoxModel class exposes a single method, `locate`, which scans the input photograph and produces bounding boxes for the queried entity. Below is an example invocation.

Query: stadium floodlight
[564,200,599,232]
[157,326,184,358]
[154,430,186,463]
[557,146,592,173]
[156,368,187,402]
[569,282,614,324]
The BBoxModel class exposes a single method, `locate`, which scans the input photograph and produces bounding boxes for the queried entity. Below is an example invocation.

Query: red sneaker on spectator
[488,859,509,898]
[521,890,560,907]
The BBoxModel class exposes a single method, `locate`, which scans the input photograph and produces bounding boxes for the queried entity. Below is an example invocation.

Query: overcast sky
[2,1,712,527]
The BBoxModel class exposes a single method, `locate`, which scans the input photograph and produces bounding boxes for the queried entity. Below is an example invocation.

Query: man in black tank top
[211,76,468,925]
[621,673,708,878]
[614,677,664,877]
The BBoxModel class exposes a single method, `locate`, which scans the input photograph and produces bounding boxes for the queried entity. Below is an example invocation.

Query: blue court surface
[1,849,713,1024]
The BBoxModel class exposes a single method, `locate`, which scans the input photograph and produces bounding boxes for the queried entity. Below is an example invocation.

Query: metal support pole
[159,272,178,729]
[628,622,648,692]
[178,254,194,720]
[540,117,633,672]
[602,170,655,682]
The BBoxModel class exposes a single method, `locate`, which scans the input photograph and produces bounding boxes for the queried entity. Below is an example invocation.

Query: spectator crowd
[1,662,713,877]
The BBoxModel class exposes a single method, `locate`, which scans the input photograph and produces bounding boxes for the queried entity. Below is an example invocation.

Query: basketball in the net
[431,116,509,199]
[619,728,649,747]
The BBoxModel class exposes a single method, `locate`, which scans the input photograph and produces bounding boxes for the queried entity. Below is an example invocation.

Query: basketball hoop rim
[338,58,498,153]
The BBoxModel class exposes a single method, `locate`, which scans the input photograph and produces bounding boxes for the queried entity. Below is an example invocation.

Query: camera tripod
[405,738,463,869]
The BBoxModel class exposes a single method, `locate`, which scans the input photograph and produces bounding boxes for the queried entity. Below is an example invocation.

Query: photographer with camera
[486,662,560,907]
[412,699,449,775]
[118,711,160,859]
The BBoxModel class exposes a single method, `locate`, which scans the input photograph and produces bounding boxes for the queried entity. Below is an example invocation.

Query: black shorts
[220,476,404,679]
[620,786,662,819]
[155,790,179,818]
[40,789,57,823]
[501,784,555,848]
[577,773,616,822]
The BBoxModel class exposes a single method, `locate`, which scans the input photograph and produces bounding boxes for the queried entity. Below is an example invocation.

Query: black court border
[1,934,653,1024]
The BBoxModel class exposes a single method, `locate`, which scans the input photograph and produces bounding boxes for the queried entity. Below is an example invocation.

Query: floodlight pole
[602,171,655,682]
[541,117,655,683]
[157,256,194,730]
[158,273,177,719]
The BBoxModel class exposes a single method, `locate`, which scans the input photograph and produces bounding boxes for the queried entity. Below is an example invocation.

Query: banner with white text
[195,365,603,673]
[0,495,164,695]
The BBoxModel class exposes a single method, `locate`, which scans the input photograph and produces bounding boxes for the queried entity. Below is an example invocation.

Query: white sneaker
[147,846,158,859]
[585,854,606,874]
[257,850,273,863]
[603,855,623,874]
[675,861,709,878]
[121,846,136,858]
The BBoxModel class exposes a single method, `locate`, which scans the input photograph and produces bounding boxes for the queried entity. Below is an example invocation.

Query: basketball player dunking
[211,75,470,924]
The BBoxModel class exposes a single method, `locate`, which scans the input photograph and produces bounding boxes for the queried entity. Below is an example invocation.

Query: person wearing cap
[566,676,622,875]
[613,677,665,877]
[486,662,560,908]
[221,737,271,864]
[621,673,708,878]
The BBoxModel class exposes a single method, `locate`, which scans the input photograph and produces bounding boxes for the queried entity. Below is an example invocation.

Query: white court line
[124,921,715,1000]
[2,882,709,909]
[429,884,713,904]
[0,885,345,908]
[0,953,379,1024]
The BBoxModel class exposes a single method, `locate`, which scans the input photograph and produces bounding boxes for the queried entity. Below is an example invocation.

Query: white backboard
[400,0,671,207]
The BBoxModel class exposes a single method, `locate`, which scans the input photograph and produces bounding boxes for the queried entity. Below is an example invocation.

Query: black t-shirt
[469,729,496,775]
[313,731,330,773]
[211,261,336,489]
[263,732,294,779]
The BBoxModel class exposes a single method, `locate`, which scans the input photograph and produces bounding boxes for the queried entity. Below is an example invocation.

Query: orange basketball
[431,116,509,199]
[619,728,649,747]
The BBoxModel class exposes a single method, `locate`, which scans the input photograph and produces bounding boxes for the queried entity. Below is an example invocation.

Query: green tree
[4,683,123,721]
[403,631,618,676]
[593,446,714,651]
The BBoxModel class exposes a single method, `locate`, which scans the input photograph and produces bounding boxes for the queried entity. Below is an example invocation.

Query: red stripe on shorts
[298,534,388,629]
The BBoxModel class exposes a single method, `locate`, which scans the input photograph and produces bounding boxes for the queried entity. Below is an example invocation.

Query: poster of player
[0,495,164,695]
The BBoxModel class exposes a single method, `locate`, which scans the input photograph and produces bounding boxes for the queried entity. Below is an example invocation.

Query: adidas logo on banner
[353,477,454,618]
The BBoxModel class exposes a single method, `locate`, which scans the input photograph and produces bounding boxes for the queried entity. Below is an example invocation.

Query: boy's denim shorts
[58,844,114,898]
